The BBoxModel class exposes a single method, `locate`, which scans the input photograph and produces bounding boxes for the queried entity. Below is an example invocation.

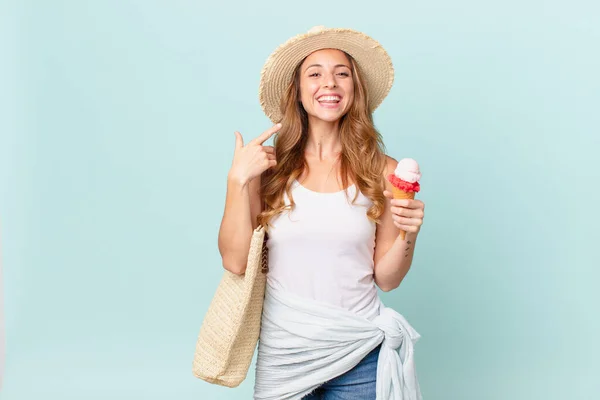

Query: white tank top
[266,180,381,320]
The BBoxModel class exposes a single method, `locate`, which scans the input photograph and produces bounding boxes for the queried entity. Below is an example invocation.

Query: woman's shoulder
[383,154,398,176]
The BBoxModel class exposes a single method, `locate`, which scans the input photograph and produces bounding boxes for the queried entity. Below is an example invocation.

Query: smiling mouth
[317,95,342,105]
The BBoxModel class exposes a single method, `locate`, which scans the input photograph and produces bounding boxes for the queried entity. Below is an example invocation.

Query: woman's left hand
[383,190,425,236]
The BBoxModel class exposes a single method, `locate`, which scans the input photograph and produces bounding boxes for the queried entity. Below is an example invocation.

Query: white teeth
[318,96,341,102]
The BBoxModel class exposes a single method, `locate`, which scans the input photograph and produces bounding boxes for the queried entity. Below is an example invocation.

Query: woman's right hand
[228,123,282,186]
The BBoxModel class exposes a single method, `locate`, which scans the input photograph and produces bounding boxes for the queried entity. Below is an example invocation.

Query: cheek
[344,86,355,107]
[299,82,319,106]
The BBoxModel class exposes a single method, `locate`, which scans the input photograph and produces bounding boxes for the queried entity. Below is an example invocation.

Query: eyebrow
[303,63,351,72]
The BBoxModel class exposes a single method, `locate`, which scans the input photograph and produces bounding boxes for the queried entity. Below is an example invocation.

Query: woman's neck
[305,119,342,161]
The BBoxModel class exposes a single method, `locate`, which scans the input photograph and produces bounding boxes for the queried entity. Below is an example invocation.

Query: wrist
[400,230,419,243]
[227,171,250,188]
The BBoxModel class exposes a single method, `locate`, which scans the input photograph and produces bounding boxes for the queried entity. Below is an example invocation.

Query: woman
[218,26,425,400]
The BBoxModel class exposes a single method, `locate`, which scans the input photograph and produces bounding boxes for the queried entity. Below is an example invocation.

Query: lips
[317,94,342,104]
[316,94,342,109]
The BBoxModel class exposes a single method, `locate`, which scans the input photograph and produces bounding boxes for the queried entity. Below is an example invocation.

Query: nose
[323,73,337,89]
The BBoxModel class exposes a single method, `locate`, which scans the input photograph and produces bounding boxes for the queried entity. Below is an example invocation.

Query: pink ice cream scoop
[388,158,421,193]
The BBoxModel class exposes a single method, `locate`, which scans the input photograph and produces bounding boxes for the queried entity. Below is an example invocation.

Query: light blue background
[1,0,599,399]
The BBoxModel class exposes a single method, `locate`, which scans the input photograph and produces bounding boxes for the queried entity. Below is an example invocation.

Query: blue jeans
[301,345,380,400]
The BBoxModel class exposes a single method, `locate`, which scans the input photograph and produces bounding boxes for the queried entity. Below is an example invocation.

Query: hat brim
[259,28,394,124]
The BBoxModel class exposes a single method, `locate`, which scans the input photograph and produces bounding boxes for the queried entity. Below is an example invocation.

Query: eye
[337,72,350,77]
[309,72,320,77]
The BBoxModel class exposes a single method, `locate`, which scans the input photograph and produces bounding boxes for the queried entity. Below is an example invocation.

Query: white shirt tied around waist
[254,282,422,400]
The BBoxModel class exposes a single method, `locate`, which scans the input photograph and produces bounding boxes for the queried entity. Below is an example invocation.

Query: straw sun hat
[258,25,395,124]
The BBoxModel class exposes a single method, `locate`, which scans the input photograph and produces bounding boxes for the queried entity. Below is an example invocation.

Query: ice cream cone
[388,158,421,241]
[391,187,415,240]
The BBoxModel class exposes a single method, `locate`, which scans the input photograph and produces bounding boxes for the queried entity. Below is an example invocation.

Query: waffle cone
[391,187,415,240]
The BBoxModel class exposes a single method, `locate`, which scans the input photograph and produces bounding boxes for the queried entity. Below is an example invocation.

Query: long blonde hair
[258,52,387,227]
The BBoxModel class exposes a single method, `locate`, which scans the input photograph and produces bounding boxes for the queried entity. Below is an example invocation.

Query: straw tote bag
[192,225,269,387]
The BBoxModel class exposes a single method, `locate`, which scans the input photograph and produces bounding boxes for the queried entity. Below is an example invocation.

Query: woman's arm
[218,175,262,275]
[217,124,280,274]
[373,156,425,291]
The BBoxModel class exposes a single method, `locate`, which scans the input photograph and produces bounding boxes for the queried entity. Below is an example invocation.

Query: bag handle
[261,232,269,274]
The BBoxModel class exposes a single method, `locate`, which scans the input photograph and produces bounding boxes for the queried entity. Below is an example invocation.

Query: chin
[316,114,344,122]
[310,109,350,123]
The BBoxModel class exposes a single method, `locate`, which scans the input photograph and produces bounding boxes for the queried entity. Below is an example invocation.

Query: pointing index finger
[251,123,282,145]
